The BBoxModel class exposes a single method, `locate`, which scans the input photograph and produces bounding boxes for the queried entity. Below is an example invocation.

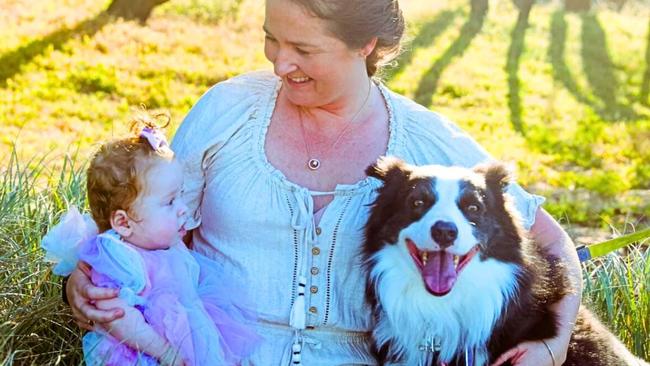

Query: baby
[42,113,257,366]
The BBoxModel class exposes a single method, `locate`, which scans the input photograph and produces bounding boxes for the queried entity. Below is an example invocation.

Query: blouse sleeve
[171,71,276,230]
[396,95,545,229]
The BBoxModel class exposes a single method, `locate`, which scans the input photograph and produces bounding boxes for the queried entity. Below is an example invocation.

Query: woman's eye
[168,198,175,206]
[413,199,424,208]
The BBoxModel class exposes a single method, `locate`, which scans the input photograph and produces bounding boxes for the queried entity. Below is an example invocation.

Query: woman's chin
[285,91,319,108]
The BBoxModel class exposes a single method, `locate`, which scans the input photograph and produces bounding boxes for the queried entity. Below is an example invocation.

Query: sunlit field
[1,0,648,364]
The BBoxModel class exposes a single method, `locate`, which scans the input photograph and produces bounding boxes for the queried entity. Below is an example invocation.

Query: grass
[0,0,649,363]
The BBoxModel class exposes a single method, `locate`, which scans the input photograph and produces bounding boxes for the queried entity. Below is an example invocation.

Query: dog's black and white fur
[363,157,647,366]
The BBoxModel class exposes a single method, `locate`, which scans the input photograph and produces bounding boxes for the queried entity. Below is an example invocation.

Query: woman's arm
[531,208,582,363]
[95,297,186,366]
[492,208,581,366]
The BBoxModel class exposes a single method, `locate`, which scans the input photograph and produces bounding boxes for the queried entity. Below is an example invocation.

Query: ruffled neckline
[253,75,403,196]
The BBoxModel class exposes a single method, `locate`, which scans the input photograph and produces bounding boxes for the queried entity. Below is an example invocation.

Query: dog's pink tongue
[422,251,457,295]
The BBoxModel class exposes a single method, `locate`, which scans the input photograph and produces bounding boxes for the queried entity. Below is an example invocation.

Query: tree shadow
[414,8,488,107]
[640,18,650,105]
[505,1,534,136]
[384,9,461,82]
[0,11,111,88]
[580,13,637,120]
[548,10,597,112]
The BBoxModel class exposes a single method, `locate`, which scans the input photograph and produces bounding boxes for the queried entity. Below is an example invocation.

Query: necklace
[299,79,372,171]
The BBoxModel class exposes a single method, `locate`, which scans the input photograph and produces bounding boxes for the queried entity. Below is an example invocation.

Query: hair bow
[139,127,169,151]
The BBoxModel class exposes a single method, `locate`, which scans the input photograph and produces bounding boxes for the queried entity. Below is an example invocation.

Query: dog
[363,157,648,366]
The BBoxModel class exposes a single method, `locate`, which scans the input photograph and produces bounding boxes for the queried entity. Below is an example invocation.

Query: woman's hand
[491,339,564,366]
[66,261,124,330]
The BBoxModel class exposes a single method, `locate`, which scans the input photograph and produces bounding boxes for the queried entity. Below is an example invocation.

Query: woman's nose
[273,49,297,77]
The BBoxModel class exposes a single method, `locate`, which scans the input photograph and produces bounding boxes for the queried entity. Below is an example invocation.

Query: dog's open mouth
[406,239,480,296]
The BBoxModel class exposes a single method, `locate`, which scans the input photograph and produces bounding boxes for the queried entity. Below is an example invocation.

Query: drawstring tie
[289,332,323,365]
[288,188,334,365]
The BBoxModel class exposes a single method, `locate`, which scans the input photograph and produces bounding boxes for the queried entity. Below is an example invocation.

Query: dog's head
[365,157,525,297]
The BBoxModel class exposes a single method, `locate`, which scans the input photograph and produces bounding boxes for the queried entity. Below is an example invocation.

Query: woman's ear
[110,209,133,238]
[360,37,378,58]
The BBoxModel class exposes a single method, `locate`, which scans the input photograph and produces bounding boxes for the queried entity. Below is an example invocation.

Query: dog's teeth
[421,251,428,266]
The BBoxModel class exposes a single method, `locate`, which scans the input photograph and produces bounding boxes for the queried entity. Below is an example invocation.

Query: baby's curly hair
[87,110,173,232]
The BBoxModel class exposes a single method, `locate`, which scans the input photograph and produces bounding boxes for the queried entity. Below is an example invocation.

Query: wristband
[541,339,556,366]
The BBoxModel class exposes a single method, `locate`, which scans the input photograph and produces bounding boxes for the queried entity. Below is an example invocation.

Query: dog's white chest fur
[370,245,519,365]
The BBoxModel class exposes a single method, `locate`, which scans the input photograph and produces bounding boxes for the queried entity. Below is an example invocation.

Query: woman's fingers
[81,282,119,301]
[78,301,123,323]
[491,347,525,366]
[67,263,122,327]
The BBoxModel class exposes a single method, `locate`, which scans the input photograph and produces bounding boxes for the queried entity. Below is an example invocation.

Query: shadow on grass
[384,9,461,82]
[0,11,111,88]
[414,8,488,107]
[580,13,637,120]
[505,1,534,136]
[548,10,597,112]
[640,18,650,105]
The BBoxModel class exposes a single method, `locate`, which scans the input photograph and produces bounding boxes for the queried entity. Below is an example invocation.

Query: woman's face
[264,0,370,109]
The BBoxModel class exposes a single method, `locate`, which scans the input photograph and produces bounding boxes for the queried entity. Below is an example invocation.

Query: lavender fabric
[79,231,259,366]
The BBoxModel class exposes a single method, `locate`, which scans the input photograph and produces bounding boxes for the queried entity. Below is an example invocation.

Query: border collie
[363,157,647,366]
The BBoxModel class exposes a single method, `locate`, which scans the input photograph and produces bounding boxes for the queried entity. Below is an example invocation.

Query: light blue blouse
[170,71,544,365]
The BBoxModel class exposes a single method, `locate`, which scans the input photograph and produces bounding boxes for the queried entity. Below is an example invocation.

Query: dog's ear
[366,156,410,182]
[474,162,513,193]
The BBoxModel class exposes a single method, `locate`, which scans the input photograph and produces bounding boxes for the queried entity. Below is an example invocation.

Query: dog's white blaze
[370,243,520,365]
[399,172,478,255]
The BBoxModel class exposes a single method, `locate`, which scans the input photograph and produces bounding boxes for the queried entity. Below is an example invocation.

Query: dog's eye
[466,204,479,212]
[412,199,424,208]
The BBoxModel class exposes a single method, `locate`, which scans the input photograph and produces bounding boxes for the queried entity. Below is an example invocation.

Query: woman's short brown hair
[86,112,172,232]
[291,0,405,77]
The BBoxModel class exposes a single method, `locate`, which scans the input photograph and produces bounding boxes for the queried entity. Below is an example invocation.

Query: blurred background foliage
[2,0,649,233]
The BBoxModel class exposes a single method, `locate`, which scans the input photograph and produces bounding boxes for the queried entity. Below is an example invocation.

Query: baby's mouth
[406,239,479,296]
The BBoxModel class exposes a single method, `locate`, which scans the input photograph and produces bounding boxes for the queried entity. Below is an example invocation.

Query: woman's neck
[284,78,374,135]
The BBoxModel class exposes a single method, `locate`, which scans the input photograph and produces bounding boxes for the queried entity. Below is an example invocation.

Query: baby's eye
[168,198,175,206]
[296,48,310,56]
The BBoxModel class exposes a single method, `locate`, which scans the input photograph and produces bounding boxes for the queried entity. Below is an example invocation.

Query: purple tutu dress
[41,208,258,366]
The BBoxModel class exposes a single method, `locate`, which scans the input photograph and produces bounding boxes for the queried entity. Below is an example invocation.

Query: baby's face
[127,158,188,250]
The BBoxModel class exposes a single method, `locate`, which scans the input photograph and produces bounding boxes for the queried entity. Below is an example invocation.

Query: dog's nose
[431,221,458,248]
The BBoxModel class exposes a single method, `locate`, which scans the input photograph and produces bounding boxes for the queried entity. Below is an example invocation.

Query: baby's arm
[95,297,186,366]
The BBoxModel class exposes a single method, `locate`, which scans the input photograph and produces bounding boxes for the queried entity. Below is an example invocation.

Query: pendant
[307,158,321,171]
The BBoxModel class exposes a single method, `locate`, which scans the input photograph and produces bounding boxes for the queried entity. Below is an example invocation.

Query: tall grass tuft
[0,150,648,363]
[582,242,650,359]
[0,149,86,365]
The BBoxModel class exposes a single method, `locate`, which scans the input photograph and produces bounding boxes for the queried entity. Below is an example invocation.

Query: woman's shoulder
[386,88,459,133]
[202,70,278,103]
[170,70,277,155]
[387,88,485,157]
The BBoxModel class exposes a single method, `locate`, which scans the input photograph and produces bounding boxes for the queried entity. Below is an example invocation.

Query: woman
[67,0,582,364]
